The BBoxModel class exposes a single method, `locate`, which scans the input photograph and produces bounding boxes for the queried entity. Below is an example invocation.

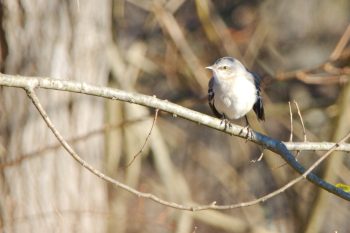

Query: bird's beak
[206,66,213,70]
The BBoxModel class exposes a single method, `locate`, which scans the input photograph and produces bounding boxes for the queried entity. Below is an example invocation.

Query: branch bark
[1,73,350,202]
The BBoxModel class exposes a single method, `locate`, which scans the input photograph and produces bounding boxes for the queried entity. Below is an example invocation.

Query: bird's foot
[239,125,253,141]
[220,118,232,130]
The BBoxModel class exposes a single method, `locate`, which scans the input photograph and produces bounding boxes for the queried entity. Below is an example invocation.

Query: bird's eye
[222,66,228,70]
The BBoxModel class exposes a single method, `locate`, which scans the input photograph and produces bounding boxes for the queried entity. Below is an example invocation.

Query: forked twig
[276,100,305,168]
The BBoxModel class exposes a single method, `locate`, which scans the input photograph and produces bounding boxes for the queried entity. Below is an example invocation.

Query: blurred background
[0,0,350,232]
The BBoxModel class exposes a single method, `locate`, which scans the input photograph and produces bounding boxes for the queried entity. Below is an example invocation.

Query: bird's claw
[220,118,232,130]
[239,125,253,141]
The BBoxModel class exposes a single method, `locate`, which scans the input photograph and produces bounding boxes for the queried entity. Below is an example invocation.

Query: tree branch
[1,73,348,152]
[23,81,350,210]
[1,73,350,202]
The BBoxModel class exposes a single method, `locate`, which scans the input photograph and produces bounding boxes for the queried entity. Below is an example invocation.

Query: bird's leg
[220,114,232,130]
[239,115,253,140]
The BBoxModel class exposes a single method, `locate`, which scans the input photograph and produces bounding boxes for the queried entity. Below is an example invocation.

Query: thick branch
[1,73,350,202]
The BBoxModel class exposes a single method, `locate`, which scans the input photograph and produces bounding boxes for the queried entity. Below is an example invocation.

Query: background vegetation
[1,0,350,232]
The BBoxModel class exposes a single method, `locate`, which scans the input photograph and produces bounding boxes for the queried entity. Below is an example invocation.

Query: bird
[206,57,264,134]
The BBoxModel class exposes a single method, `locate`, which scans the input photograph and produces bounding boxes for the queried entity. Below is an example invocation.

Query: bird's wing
[251,72,265,121]
[208,77,223,118]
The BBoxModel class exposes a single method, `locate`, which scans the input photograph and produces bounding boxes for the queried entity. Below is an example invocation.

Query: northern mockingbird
[206,57,265,132]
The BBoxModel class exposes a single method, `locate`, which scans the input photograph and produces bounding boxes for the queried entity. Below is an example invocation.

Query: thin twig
[330,24,350,61]
[293,100,306,161]
[126,109,159,167]
[250,148,265,163]
[288,101,293,142]
[294,100,307,142]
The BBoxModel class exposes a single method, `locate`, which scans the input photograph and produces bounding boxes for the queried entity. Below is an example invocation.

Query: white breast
[213,75,257,120]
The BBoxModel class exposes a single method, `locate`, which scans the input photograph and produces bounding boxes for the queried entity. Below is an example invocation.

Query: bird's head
[206,57,246,79]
